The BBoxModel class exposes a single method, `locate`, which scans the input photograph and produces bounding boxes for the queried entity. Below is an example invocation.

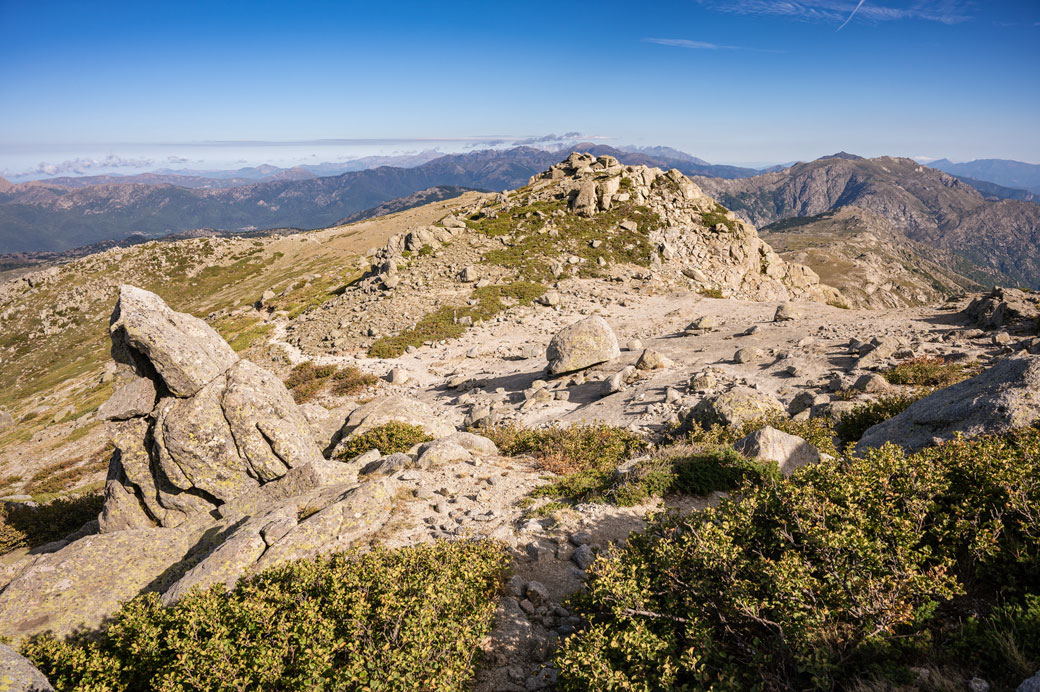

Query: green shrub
[329,366,379,396]
[836,393,925,445]
[482,422,646,475]
[683,415,839,458]
[883,356,970,388]
[23,540,507,692]
[698,288,724,299]
[555,427,1040,691]
[336,422,432,460]
[0,493,103,556]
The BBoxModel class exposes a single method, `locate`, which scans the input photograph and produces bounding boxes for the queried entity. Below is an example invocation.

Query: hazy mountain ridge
[694,155,1040,289]
[0,146,758,253]
[929,157,1040,194]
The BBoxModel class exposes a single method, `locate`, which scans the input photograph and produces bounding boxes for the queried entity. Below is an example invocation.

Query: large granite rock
[690,386,785,429]
[546,316,621,376]
[734,426,821,477]
[0,644,54,691]
[97,289,339,533]
[110,284,238,397]
[857,354,1040,453]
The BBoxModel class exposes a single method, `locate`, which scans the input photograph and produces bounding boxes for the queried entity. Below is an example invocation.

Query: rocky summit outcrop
[964,287,1040,330]
[857,354,1040,453]
[530,153,839,302]
[546,315,621,376]
[98,285,339,533]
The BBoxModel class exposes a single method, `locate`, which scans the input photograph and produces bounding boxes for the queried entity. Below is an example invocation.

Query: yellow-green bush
[555,427,1040,691]
[0,493,103,556]
[24,540,508,692]
[336,422,432,460]
[883,356,971,388]
[285,362,377,403]
[481,422,646,475]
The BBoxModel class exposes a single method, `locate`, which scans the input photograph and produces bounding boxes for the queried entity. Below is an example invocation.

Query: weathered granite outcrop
[97,287,336,533]
[0,643,54,691]
[546,316,621,376]
[857,354,1040,453]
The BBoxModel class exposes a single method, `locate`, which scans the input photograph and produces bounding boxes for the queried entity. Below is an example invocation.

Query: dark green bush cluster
[23,540,508,692]
[682,415,839,457]
[835,393,925,445]
[336,422,432,460]
[0,493,103,556]
[285,362,377,403]
[555,427,1040,691]
[883,356,971,388]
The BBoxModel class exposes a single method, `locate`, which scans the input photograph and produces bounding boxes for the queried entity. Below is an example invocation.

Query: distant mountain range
[928,158,1040,195]
[0,145,764,253]
[693,155,1040,289]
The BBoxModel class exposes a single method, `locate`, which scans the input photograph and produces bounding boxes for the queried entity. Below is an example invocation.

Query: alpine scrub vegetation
[23,540,508,692]
[335,422,433,460]
[554,426,1040,691]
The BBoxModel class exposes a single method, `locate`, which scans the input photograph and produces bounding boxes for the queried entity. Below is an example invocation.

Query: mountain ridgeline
[694,155,1040,289]
[0,146,763,253]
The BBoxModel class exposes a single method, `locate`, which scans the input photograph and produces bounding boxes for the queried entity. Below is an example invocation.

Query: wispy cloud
[18,154,155,178]
[695,1,972,26]
[644,37,785,52]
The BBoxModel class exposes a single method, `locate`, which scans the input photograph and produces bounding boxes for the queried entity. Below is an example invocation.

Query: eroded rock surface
[546,316,621,376]
[857,354,1040,453]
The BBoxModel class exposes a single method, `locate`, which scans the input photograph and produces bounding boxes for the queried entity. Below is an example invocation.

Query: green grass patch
[23,540,509,692]
[285,362,377,403]
[367,281,545,358]
[700,202,739,232]
[836,393,927,445]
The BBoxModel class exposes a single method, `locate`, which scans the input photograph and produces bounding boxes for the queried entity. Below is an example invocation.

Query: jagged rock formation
[526,153,838,302]
[857,354,1040,453]
[964,287,1040,330]
[99,285,343,533]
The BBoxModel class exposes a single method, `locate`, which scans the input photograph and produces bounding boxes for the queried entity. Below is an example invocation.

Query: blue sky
[1,0,1037,178]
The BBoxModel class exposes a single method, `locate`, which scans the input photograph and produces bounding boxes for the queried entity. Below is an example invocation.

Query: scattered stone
[734,347,764,364]
[525,581,551,607]
[686,315,718,332]
[535,292,560,307]
[690,386,785,429]
[734,426,821,477]
[602,365,637,396]
[636,348,673,370]
[774,303,800,321]
[572,544,595,570]
[459,266,478,283]
[624,339,642,352]
[853,373,890,393]
[0,643,55,691]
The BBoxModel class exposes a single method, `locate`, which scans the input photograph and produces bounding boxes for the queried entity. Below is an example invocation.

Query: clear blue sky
[1,0,1038,177]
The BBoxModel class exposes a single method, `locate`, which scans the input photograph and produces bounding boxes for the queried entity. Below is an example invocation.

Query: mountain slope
[760,207,980,308]
[694,156,1040,288]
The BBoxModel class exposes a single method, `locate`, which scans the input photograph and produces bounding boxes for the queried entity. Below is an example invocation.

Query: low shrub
[285,362,377,403]
[555,427,1040,691]
[336,422,432,460]
[683,415,839,458]
[883,356,971,388]
[482,422,646,475]
[23,540,508,692]
[836,393,925,445]
[0,493,103,556]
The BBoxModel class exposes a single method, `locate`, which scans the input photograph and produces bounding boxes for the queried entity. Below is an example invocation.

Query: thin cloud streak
[694,1,972,26]
[644,37,785,53]
[836,0,867,30]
